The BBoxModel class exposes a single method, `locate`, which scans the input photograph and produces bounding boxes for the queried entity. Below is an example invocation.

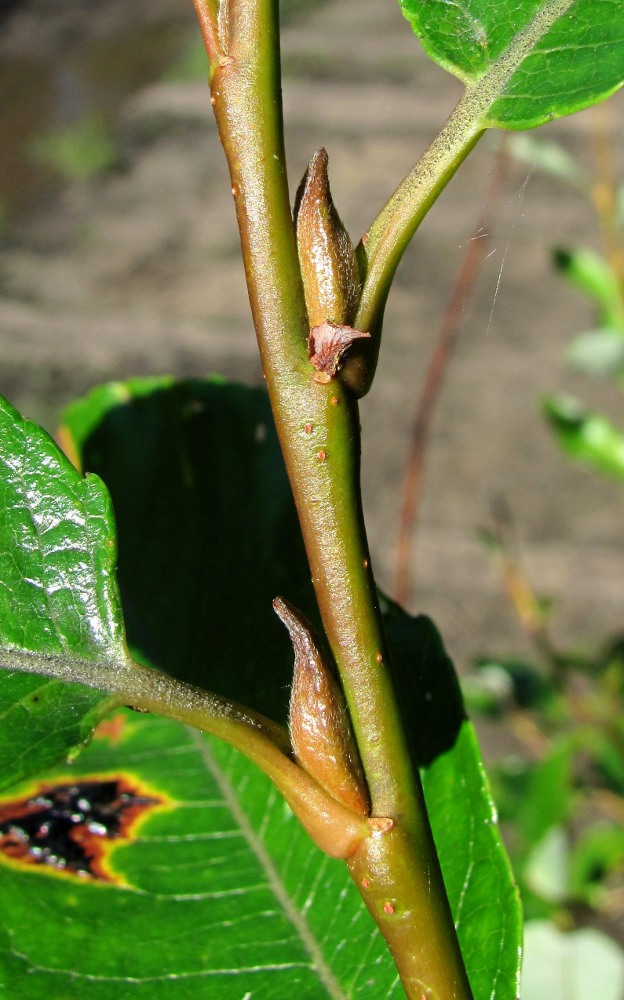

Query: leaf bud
[273,597,370,818]
[295,148,361,329]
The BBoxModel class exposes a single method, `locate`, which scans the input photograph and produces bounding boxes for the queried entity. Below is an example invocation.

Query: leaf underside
[398,0,624,129]
[0,711,402,1000]
[0,379,521,998]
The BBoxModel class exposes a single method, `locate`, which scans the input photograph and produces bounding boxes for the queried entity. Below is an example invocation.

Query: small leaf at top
[397,0,624,129]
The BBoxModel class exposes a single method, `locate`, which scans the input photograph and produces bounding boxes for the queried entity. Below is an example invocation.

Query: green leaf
[397,0,624,129]
[0,673,112,793]
[0,396,126,662]
[0,625,520,999]
[0,710,402,999]
[0,396,127,781]
[542,392,624,478]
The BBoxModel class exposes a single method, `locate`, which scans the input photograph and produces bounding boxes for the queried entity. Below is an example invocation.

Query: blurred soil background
[0,0,622,723]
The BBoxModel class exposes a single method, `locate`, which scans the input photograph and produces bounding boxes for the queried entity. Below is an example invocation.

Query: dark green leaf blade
[60,376,313,724]
[0,709,402,999]
[0,396,128,781]
[397,0,624,129]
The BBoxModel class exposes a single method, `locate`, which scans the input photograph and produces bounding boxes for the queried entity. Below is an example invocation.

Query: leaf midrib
[464,0,577,124]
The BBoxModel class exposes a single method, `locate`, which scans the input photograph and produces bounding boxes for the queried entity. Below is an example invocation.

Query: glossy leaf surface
[397,0,624,129]
[0,397,125,661]
[0,396,125,781]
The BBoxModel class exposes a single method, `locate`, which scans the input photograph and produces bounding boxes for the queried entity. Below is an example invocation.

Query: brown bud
[295,148,361,329]
[273,597,370,818]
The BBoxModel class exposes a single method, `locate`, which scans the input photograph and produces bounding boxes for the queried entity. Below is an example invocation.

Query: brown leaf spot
[308,321,370,383]
[0,776,167,882]
[93,713,127,745]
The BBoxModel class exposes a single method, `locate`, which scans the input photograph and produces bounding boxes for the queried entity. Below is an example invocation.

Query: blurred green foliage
[470,132,624,990]
[465,603,624,993]
[30,115,122,182]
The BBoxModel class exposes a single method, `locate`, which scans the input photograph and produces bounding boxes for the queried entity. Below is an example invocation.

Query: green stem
[192,0,222,70]
[201,0,473,995]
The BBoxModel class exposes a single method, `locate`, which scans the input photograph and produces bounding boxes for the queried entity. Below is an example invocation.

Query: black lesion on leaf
[0,777,163,881]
